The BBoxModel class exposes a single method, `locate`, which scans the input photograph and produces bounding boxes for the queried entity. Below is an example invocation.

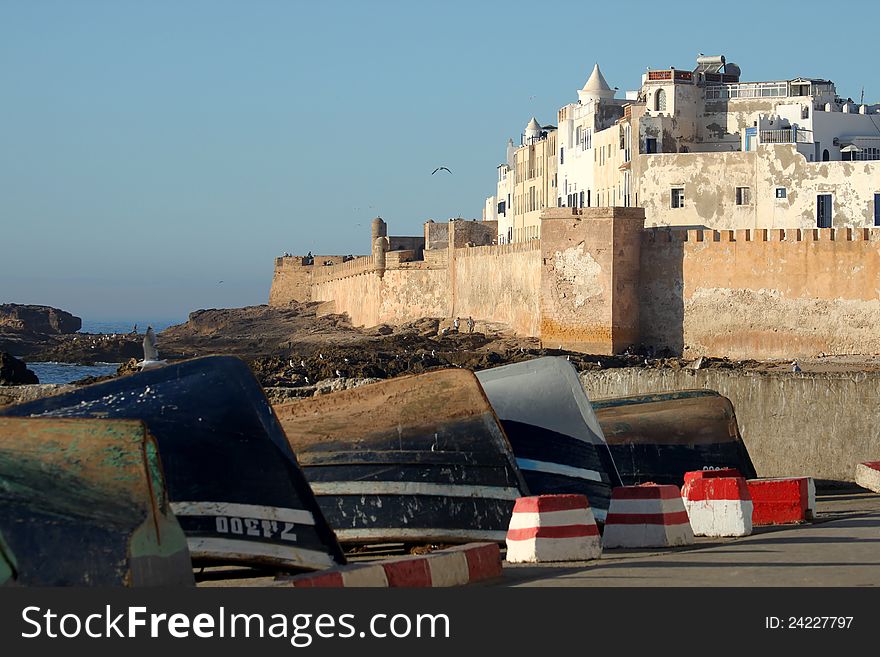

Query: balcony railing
[759,128,813,144]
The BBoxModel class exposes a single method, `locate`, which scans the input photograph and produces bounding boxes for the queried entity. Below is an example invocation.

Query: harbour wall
[580,367,879,483]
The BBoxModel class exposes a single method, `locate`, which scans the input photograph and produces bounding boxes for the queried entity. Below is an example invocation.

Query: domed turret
[524,117,542,143]
[577,63,615,104]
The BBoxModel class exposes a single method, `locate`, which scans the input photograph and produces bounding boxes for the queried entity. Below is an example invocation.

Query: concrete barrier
[747,477,813,525]
[602,484,694,548]
[284,543,501,588]
[505,494,601,563]
[855,462,880,493]
[681,471,753,537]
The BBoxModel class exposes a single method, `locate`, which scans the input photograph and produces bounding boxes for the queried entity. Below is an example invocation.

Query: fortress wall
[379,268,449,323]
[451,242,542,335]
[641,227,880,359]
[269,257,314,305]
[312,270,382,327]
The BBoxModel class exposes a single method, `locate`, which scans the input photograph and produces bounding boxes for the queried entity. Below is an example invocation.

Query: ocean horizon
[78,319,184,335]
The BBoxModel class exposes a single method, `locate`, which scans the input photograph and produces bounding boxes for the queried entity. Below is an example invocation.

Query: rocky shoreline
[4,300,877,399]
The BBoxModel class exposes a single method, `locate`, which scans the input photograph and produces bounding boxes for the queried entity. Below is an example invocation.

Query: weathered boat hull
[275,369,528,545]
[2,356,345,572]
[0,417,193,586]
[476,358,621,521]
[0,531,16,586]
[593,390,757,485]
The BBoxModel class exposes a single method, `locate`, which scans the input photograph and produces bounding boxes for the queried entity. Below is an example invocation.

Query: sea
[26,318,184,385]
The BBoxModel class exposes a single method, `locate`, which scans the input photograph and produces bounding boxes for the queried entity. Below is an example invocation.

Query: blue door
[745,127,757,152]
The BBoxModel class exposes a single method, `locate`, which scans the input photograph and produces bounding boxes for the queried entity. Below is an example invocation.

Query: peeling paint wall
[540,208,643,353]
[636,145,880,229]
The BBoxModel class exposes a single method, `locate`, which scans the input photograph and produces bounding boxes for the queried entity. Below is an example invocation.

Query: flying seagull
[432,166,452,175]
[139,326,167,371]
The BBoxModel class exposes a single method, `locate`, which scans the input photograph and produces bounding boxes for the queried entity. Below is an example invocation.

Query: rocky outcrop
[0,384,73,406]
[0,304,82,335]
[0,353,39,385]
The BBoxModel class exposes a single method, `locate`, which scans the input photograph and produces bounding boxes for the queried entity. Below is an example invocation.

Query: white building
[485,54,880,236]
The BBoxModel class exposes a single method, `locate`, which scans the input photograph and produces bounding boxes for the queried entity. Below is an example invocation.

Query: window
[671,187,685,209]
[735,187,751,205]
[559,147,564,164]
[497,201,506,215]
[817,194,833,228]
[874,194,880,227]
[579,191,584,207]
[655,88,667,112]
[645,137,658,154]
[776,187,787,199]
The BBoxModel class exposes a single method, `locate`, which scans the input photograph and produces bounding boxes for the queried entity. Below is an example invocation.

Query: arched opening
[822,149,830,161]
[655,89,667,112]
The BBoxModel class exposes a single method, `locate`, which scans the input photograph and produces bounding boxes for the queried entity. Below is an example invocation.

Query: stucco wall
[640,226,880,359]
[452,242,541,335]
[379,268,448,324]
[636,145,880,230]
[269,257,314,305]
[312,270,382,327]
[580,368,880,483]
[540,208,643,353]
[311,243,541,333]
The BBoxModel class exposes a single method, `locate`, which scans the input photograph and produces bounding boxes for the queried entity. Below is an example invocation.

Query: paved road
[500,492,880,587]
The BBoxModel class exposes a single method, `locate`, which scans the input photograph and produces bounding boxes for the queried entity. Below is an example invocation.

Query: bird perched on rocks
[791,360,801,373]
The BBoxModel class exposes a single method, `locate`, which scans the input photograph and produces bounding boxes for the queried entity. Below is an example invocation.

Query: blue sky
[1,0,876,321]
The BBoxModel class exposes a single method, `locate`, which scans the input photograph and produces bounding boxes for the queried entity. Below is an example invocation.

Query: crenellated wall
[641,225,880,358]
[270,209,880,358]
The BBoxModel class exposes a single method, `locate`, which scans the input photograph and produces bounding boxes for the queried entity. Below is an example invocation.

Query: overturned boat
[2,356,345,572]
[274,369,528,545]
[0,417,192,586]
[476,357,621,521]
[0,531,16,585]
[592,389,757,485]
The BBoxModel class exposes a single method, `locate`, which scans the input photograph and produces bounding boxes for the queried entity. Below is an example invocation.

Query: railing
[759,128,813,144]
[706,81,788,100]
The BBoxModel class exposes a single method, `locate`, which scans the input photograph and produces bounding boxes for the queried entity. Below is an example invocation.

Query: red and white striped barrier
[747,477,814,526]
[681,470,753,537]
[505,494,601,563]
[855,461,880,494]
[283,542,501,588]
[602,484,694,549]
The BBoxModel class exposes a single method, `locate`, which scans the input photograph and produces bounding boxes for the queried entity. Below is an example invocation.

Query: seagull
[138,326,167,371]
[431,166,452,175]
[335,369,342,378]
[791,360,801,373]
[319,353,324,360]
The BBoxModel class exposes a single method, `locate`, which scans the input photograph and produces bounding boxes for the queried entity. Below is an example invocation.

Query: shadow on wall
[639,230,684,355]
